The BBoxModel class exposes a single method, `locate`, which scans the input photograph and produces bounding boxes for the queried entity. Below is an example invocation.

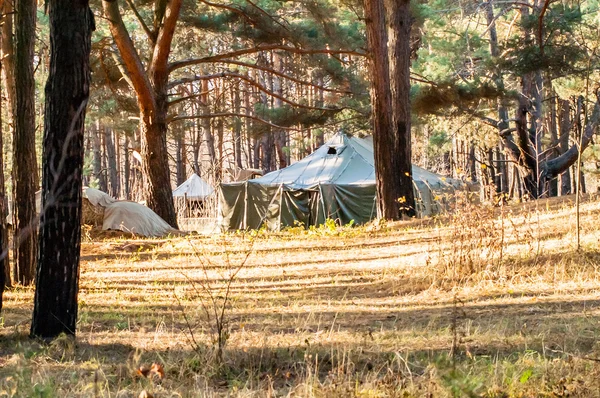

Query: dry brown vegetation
[2,194,600,397]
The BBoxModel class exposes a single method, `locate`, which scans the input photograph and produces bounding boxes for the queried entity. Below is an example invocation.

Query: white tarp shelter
[7,188,178,237]
[219,133,464,231]
[84,187,177,237]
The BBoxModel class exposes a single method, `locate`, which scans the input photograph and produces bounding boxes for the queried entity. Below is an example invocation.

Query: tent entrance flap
[319,184,376,225]
[280,189,311,227]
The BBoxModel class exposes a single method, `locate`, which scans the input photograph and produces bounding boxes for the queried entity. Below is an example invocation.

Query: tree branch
[123,0,156,45]
[168,44,366,73]
[169,59,353,94]
[102,0,156,112]
[149,0,183,86]
[537,0,551,56]
[168,71,345,111]
[171,112,303,130]
[543,97,600,178]
[197,0,255,25]
[170,112,360,132]
[168,92,208,107]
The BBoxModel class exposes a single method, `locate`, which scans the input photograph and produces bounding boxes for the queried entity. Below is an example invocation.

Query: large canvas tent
[218,134,463,231]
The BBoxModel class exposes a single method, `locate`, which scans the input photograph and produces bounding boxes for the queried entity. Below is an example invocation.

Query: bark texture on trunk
[558,99,571,195]
[0,3,14,291]
[104,127,119,197]
[0,57,7,305]
[364,0,415,219]
[31,0,94,338]
[140,111,178,227]
[13,0,39,285]
[386,0,415,217]
[102,0,181,228]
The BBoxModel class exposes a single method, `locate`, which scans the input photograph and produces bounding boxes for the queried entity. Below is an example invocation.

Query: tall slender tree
[31,0,94,338]
[13,0,39,285]
[0,48,7,309]
[1,0,15,289]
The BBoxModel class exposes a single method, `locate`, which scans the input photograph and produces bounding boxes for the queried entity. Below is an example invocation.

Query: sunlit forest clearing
[4,0,600,396]
[2,195,600,397]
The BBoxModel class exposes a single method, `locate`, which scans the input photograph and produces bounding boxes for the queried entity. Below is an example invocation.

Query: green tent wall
[218,134,463,231]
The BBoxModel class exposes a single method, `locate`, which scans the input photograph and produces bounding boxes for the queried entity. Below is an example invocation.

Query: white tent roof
[253,133,462,190]
[173,174,214,200]
[254,133,374,188]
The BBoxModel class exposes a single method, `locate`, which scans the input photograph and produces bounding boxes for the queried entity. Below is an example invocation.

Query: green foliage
[412,81,507,117]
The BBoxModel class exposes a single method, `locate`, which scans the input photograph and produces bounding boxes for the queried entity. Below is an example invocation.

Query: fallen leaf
[151,363,165,379]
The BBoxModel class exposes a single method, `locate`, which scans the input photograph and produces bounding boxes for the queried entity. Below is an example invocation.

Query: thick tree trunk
[31,0,94,339]
[364,0,415,219]
[12,0,39,285]
[386,0,415,217]
[140,110,178,227]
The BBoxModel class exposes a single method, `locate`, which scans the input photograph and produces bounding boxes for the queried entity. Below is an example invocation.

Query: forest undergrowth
[1,194,600,397]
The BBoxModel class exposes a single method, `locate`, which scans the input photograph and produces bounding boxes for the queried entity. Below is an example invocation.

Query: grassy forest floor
[2,194,600,397]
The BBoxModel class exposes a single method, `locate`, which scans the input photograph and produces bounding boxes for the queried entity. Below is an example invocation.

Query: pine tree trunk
[0,9,14,290]
[365,0,415,219]
[1,0,15,133]
[243,79,253,166]
[123,135,130,199]
[175,131,185,185]
[140,109,178,228]
[314,74,325,148]
[0,57,9,303]
[104,127,119,197]
[233,82,243,169]
[12,0,38,285]
[387,0,416,217]
[31,0,94,339]
[558,99,571,195]
[272,52,287,170]
[93,121,106,191]
[200,79,216,180]
[216,112,224,182]
[548,95,559,197]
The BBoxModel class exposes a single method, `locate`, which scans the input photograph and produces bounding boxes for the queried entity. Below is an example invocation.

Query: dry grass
[2,194,600,397]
